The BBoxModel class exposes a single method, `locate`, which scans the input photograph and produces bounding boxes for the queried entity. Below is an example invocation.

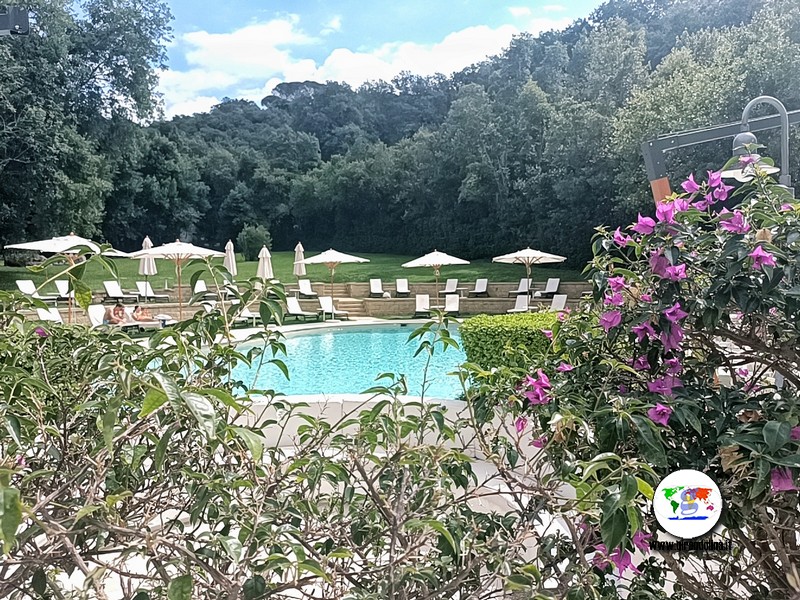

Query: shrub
[459,311,559,368]
[236,224,272,261]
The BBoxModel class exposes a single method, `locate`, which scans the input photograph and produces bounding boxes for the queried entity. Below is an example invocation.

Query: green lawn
[0,252,585,293]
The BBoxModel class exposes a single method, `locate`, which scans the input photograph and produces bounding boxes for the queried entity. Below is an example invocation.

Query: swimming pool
[232,323,466,398]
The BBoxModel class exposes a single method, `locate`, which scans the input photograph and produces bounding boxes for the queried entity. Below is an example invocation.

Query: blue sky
[160,0,603,117]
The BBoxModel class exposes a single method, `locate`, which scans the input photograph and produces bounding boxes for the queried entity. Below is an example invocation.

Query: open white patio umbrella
[293,242,306,279]
[138,236,157,289]
[129,239,224,319]
[492,247,567,298]
[5,233,125,323]
[303,248,369,309]
[223,239,238,278]
[257,246,274,280]
[402,250,469,300]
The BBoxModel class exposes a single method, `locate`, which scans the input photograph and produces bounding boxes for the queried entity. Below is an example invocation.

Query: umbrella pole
[67,255,74,325]
[526,263,532,305]
[177,259,183,320]
[435,267,440,304]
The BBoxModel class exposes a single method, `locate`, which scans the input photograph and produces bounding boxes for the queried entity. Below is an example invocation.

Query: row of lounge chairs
[369,277,562,298]
[507,294,568,313]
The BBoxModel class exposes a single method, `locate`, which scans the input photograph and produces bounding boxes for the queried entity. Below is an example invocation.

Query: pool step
[335,298,368,318]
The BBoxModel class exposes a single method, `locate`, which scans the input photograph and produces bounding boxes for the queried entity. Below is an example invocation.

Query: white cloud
[508,6,532,17]
[321,15,342,35]
[542,4,567,11]
[160,13,574,117]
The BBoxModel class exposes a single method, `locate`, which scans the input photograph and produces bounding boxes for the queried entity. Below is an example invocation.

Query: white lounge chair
[549,294,568,312]
[193,280,217,300]
[468,278,489,297]
[54,280,74,302]
[508,278,532,297]
[369,279,385,298]
[319,296,348,320]
[534,278,560,299]
[507,295,529,313]
[297,279,318,298]
[444,294,460,316]
[16,280,59,304]
[87,305,106,328]
[136,281,170,302]
[413,294,430,318]
[395,278,410,298]
[122,307,161,330]
[36,307,63,323]
[443,278,458,295]
[286,297,320,321]
[103,281,138,303]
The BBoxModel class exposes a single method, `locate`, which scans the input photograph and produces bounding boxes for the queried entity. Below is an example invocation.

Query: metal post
[739,96,792,189]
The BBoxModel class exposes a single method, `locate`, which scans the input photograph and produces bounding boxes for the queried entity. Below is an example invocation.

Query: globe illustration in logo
[653,469,723,539]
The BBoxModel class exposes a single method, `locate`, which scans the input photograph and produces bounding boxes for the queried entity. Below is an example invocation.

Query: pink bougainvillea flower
[613,227,633,246]
[719,209,750,234]
[736,367,750,378]
[664,264,687,281]
[771,468,798,493]
[557,311,568,322]
[604,292,624,306]
[592,545,610,570]
[750,246,777,270]
[681,173,700,194]
[599,310,622,332]
[647,403,673,426]
[524,370,552,405]
[713,182,734,202]
[664,302,689,323]
[556,362,574,372]
[632,214,656,235]
[633,355,650,371]
[791,426,800,441]
[530,435,547,448]
[632,530,652,553]
[649,251,670,278]
[609,548,642,576]
[640,293,652,303]
[707,170,722,188]
[661,323,685,351]
[34,327,48,338]
[739,155,757,165]
[515,416,527,434]
[781,203,794,212]
[542,329,553,340]
[656,201,675,224]
[665,357,683,374]
[673,197,690,213]
[647,376,682,397]
[607,276,627,292]
[632,321,656,342]
[618,384,629,393]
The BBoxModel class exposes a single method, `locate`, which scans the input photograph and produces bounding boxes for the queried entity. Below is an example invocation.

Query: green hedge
[459,312,558,369]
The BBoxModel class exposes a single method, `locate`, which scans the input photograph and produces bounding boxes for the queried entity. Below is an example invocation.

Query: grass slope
[0,252,585,293]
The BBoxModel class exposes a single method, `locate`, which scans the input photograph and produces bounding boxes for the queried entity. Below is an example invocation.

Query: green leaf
[101,403,118,455]
[74,504,103,523]
[426,519,458,554]
[154,427,174,473]
[139,388,168,418]
[298,559,329,581]
[153,373,182,407]
[243,575,266,600]
[0,487,22,553]
[504,574,534,590]
[631,415,666,467]
[327,547,353,559]
[763,421,791,454]
[219,535,243,563]
[31,568,47,595]
[167,574,192,600]
[600,508,627,550]
[183,392,217,439]
[635,477,654,500]
[232,427,265,463]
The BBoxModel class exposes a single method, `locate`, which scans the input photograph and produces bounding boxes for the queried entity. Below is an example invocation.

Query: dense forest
[2,0,800,266]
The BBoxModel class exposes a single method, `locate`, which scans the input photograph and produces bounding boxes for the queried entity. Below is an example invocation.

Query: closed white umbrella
[293,242,306,278]
[257,246,274,280]
[130,239,224,319]
[492,247,566,298]
[223,239,238,277]
[138,235,157,275]
[303,248,369,311]
[402,250,469,299]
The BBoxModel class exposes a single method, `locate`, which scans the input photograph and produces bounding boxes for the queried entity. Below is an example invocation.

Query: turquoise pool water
[232,324,466,398]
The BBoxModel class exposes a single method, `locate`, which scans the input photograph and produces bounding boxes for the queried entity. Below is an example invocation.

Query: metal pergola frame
[641,109,800,201]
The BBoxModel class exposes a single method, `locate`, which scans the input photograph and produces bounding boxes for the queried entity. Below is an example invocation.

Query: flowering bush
[466,165,800,598]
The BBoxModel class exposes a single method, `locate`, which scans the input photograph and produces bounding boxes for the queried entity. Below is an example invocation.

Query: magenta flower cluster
[523,370,552,405]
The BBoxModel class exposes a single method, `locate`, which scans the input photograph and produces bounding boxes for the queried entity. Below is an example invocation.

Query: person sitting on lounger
[104,304,126,325]
[132,305,152,322]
